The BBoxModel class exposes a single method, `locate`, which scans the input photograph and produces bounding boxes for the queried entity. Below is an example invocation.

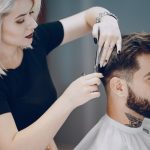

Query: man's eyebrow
[144,72,150,78]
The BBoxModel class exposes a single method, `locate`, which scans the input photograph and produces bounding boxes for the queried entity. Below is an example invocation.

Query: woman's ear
[109,77,128,97]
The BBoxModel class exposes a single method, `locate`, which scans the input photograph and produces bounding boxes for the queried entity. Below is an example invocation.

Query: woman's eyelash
[16,11,34,24]
[16,20,24,24]
[29,11,34,15]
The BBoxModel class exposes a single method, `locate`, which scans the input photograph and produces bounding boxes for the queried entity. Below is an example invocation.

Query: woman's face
[1,0,38,48]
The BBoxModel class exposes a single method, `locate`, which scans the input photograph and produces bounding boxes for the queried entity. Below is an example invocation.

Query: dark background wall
[42,0,150,148]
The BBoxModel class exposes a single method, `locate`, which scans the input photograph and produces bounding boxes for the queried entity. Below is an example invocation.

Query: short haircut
[98,32,150,86]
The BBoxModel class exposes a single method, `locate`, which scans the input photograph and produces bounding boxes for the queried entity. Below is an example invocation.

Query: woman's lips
[25,33,33,39]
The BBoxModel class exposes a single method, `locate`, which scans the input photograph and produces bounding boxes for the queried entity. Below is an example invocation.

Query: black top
[0,21,64,130]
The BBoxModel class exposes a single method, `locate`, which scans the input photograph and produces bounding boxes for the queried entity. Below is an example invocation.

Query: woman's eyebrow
[15,13,27,19]
[15,6,33,19]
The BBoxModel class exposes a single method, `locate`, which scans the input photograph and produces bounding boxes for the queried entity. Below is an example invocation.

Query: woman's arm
[0,97,72,150]
[60,7,108,44]
[47,140,58,150]
[0,73,102,150]
[60,6,121,66]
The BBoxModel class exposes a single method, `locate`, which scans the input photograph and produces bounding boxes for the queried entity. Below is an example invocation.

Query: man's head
[98,32,150,118]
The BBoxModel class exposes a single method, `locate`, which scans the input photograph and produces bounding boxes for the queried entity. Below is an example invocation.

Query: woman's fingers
[92,16,122,66]
[86,77,101,86]
[102,41,116,66]
[62,72,103,108]
[99,37,111,67]
[92,24,99,43]
[116,38,122,54]
[88,85,99,92]
[89,91,100,99]
[83,72,103,80]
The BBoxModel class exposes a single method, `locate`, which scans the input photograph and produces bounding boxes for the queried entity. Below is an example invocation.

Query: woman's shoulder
[32,21,64,55]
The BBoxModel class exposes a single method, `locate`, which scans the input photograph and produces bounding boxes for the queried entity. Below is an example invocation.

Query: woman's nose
[27,17,38,30]
[31,18,38,29]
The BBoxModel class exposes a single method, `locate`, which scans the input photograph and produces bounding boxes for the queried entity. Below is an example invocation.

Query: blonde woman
[0,0,121,149]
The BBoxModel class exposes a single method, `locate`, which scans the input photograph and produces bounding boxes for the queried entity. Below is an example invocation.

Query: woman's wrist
[58,95,76,112]
[85,6,110,28]
[96,12,118,23]
[85,6,118,28]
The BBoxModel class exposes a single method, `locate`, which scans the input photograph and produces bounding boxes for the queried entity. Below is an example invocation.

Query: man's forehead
[136,54,150,77]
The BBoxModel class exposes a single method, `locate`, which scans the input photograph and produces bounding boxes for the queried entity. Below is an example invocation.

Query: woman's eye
[16,11,34,24]
[29,11,34,15]
[16,19,25,24]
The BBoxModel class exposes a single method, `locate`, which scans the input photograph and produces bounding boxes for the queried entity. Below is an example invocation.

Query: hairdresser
[0,0,121,149]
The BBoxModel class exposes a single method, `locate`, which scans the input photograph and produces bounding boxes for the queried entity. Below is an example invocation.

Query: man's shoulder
[74,115,127,150]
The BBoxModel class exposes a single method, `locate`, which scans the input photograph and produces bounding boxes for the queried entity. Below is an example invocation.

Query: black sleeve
[32,21,64,55]
[0,79,11,115]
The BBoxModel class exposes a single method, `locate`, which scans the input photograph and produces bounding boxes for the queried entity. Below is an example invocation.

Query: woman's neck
[0,44,23,69]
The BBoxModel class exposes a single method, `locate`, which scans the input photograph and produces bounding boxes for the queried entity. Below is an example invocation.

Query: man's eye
[16,19,24,24]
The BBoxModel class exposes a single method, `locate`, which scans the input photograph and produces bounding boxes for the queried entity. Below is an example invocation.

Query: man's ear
[109,77,128,97]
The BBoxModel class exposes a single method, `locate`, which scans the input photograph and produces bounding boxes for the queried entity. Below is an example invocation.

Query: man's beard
[127,86,150,118]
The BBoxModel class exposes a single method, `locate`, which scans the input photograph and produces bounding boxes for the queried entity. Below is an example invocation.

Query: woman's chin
[19,43,33,49]
[24,45,33,49]
[22,40,33,49]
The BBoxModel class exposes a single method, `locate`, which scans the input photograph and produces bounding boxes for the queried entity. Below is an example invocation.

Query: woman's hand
[61,73,103,109]
[92,16,122,67]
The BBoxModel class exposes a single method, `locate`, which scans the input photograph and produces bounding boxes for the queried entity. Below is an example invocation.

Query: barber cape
[74,115,150,150]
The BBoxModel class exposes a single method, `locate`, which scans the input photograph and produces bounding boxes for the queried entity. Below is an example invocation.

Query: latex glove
[61,73,103,109]
[92,16,122,67]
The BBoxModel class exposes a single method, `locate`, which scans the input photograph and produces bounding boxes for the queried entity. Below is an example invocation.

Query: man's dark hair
[98,32,150,86]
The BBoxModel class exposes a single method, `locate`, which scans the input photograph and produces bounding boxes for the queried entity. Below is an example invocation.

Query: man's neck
[106,97,144,128]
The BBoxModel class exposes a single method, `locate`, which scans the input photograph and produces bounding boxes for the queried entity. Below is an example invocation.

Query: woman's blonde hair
[0,0,41,75]
[0,0,41,21]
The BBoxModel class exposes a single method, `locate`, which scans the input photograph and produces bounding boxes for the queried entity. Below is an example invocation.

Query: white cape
[75,115,150,150]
